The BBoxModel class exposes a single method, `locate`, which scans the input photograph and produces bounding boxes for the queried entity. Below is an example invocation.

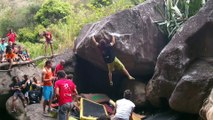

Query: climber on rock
[91,31,135,86]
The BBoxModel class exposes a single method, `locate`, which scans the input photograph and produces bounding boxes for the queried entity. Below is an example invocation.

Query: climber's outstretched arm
[110,35,115,46]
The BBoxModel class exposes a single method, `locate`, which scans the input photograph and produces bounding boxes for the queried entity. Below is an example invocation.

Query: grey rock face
[121,80,146,107]
[146,0,213,113]
[74,0,166,76]
[73,0,166,105]
[6,96,26,120]
[169,60,213,113]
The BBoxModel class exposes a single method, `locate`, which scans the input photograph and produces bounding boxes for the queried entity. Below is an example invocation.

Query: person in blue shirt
[0,38,8,62]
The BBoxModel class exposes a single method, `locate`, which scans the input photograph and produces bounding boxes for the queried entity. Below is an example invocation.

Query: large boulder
[169,60,213,113]
[146,0,213,113]
[73,0,166,99]
[74,0,166,76]
[6,96,26,120]
[121,80,146,107]
[200,88,213,120]
[52,49,75,75]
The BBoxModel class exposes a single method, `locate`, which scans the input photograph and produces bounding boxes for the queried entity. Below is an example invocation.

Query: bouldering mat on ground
[80,93,110,103]
[80,98,108,120]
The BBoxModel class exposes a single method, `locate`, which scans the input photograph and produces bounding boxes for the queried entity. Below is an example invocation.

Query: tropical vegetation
[0,0,207,63]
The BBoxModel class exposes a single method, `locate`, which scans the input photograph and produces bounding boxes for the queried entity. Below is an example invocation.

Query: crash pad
[80,98,108,120]
[80,93,110,103]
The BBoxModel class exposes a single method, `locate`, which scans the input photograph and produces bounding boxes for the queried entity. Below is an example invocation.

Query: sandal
[110,81,113,86]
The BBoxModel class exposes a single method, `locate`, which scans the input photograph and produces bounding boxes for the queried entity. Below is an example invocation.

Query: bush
[18,25,45,43]
[34,0,71,27]
[18,28,36,43]
[156,0,207,40]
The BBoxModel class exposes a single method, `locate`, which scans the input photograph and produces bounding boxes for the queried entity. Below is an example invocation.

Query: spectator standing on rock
[42,30,54,57]
[9,76,27,112]
[54,60,65,76]
[7,29,17,44]
[112,89,135,120]
[42,60,54,114]
[55,71,77,120]
[92,32,135,86]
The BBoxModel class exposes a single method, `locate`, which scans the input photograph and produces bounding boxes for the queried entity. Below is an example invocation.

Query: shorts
[107,57,125,72]
[58,102,74,120]
[24,91,29,98]
[43,86,53,101]
[46,40,53,44]
[0,51,4,54]
[13,91,25,99]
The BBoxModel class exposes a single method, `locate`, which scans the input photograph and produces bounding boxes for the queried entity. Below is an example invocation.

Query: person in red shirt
[55,70,77,120]
[43,30,54,57]
[54,60,65,76]
[7,29,17,44]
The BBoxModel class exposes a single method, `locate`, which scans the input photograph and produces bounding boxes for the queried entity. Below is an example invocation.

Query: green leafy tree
[34,0,71,27]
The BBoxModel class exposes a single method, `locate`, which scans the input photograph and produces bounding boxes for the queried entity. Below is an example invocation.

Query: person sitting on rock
[112,89,135,120]
[5,46,18,70]
[32,77,42,101]
[92,32,135,86]
[28,84,41,104]
[21,74,32,104]
[9,76,27,112]
[17,46,27,61]
[0,38,8,62]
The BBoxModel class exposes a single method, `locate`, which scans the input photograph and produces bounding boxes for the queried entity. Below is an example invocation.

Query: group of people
[9,59,78,120]
[9,75,42,112]
[8,29,137,120]
[0,28,55,70]
[0,29,30,70]
[41,59,78,120]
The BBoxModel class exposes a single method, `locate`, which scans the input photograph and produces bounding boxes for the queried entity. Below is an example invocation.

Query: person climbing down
[92,32,135,86]
[9,76,27,112]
